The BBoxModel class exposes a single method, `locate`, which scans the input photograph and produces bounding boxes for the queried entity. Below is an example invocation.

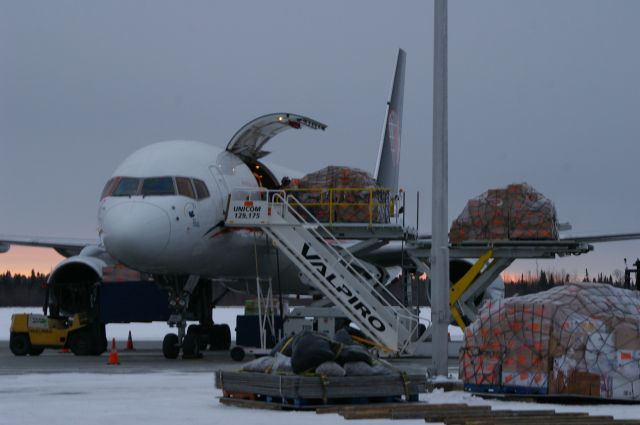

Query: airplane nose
[101,202,171,266]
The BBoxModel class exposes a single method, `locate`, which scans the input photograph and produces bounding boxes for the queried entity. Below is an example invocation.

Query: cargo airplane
[1,50,414,359]
[4,49,638,359]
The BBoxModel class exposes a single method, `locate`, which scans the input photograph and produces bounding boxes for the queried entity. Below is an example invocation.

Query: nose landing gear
[163,275,203,359]
[161,275,232,359]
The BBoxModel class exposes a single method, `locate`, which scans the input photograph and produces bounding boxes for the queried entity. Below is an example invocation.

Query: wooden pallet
[474,391,640,405]
[323,403,640,423]
[219,399,640,424]
[215,370,426,405]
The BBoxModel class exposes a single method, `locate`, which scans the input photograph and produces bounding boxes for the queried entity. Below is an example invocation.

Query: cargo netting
[461,283,640,400]
[450,183,558,243]
[285,165,391,224]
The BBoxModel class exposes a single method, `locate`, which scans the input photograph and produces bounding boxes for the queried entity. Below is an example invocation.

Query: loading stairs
[225,190,425,354]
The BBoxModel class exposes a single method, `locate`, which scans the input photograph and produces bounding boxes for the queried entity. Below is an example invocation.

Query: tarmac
[0,340,458,376]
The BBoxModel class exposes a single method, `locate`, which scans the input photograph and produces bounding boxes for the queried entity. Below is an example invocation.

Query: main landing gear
[162,324,232,359]
[161,275,232,359]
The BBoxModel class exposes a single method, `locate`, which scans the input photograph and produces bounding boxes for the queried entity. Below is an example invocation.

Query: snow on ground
[1,308,639,422]
[0,306,243,342]
[1,373,640,425]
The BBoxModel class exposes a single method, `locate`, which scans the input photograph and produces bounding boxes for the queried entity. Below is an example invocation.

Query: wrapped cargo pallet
[450,183,558,243]
[460,283,640,401]
[287,165,390,224]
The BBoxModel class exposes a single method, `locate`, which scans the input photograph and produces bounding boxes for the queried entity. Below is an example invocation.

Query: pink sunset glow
[0,246,65,276]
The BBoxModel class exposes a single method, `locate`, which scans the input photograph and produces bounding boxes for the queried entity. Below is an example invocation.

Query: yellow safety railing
[281,187,395,226]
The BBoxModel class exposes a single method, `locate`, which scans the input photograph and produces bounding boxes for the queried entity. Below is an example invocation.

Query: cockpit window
[193,179,210,200]
[141,177,176,196]
[101,176,205,198]
[175,177,195,199]
[112,177,141,196]
[101,177,119,199]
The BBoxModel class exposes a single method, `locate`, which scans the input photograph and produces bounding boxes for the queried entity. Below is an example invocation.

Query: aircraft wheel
[187,325,209,351]
[69,331,93,356]
[182,333,202,359]
[230,346,245,362]
[9,333,30,356]
[209,324,231,350]
[29,346,45,356]
[162,334,180,359]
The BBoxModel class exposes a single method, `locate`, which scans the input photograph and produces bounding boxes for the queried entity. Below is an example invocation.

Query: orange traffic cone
[125,331,134,351]
[107,338,120,365]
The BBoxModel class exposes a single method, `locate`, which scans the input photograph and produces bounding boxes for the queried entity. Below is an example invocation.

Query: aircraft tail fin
[374,48,406,194]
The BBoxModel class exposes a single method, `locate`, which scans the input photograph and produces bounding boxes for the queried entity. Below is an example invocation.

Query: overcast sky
[1,1,640,279]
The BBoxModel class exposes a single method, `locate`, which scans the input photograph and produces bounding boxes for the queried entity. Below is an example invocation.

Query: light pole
[431,0,450,377]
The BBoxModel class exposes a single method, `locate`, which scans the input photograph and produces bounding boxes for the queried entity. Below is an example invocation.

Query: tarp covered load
[450,183,558,243]
[286,166,390,224]
[460,283,640,401]
[240,331,394,377]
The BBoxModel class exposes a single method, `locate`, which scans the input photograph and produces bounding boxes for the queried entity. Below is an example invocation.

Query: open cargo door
[226,113,326,162]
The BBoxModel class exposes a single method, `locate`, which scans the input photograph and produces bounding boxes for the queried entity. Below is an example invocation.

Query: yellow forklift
[9,280,107,356]
[9,312,103,356]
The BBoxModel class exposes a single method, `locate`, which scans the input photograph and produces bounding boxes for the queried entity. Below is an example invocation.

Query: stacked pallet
[215,370,425,402]
[461,283,640,401]
[287,165,390,224]
[450,183,558,243]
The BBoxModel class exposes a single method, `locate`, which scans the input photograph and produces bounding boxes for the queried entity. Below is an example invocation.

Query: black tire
[91,325,107,355]
[29,346,45,356]
[162,333,180,359]
[91,337,108,356]
[9,333,30,356]
[69,331,93,356]
[187,324,209,351]
[230,346,245,362]
[208,328,218,350]
[182,333,202,359]
[209,324,232,351]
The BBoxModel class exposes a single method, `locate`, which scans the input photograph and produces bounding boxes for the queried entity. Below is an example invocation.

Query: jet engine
[47,246,110,316]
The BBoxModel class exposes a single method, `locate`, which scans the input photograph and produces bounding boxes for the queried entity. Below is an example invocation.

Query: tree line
[0,270,48,307]
[503,268,627,297]
[0,267,634,308]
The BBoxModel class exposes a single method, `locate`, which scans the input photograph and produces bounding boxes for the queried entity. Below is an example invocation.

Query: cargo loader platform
[225,187,596,358]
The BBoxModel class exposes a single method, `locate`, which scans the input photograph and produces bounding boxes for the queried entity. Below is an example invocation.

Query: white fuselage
[98,140,303,292]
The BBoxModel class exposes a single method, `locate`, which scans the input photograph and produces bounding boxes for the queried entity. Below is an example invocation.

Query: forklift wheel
[69,331,93,356]
[230,346,245,362]
[9,333,30,356]
[93,337,108,356]
[29,346,45,356]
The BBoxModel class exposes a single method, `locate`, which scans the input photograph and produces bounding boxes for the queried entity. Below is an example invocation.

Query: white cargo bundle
[461,283,640,400]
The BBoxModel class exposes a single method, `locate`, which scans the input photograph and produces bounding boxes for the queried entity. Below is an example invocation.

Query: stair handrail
[271,191,417,324]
